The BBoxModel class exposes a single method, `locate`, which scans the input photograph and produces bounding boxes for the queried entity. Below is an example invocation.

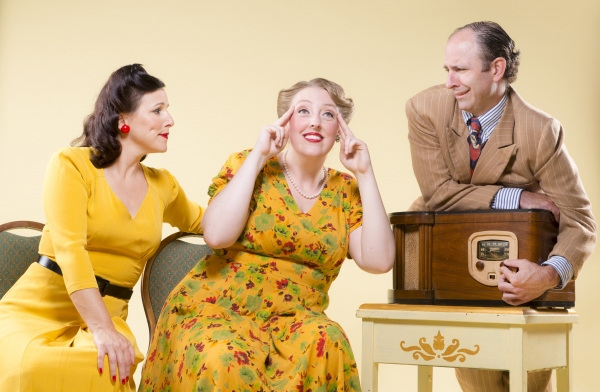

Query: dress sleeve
[208,150,250,204]
[161,169,204,234]
[42,149,98,294]
[346,175,363,233]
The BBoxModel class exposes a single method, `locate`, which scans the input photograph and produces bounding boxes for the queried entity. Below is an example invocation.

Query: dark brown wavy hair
[71,64,165,168]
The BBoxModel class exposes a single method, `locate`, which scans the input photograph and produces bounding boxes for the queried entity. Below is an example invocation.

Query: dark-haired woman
[0,64,203,391]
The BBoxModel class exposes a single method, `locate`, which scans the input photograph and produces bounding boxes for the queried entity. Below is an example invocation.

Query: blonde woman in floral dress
[140,78,395,391]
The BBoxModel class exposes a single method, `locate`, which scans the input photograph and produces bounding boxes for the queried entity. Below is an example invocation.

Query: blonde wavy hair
[277,78,354,123]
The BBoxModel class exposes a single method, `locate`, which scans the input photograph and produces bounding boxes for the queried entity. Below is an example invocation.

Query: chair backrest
[141,231,213,342]
[0,221,44,298]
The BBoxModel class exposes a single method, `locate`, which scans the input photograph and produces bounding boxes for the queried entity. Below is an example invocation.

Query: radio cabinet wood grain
[388,209,574,308]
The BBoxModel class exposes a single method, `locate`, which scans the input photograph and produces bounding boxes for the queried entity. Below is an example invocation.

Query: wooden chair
[141,231,212,342]
[0,221,44,298]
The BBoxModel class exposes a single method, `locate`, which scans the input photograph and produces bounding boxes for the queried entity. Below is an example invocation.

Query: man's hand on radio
[519,191,560,223]
[498,259,561,305]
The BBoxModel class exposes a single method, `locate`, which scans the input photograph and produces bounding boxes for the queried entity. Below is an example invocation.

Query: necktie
[467,116,483,176]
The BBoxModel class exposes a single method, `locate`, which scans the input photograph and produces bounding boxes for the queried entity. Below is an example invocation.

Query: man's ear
[490,57,507,82]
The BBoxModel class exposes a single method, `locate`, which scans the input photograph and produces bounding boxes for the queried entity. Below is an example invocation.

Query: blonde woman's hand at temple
[339,114,395,274]
[337,113,372,176]
[252,106,294,160]
[203,107,294,249]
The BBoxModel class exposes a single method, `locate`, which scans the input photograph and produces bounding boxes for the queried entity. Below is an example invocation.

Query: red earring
[120,124,130,133]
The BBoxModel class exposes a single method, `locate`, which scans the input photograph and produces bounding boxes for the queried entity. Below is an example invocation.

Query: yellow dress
[0,147,203,391]
[140,150,363,391]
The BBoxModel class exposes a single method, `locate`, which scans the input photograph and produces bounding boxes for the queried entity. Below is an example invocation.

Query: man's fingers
[502,295,524,306]
[552,206,560,223]
[499,266,516,282]
[497,274,514,292]
[519,191,560,223]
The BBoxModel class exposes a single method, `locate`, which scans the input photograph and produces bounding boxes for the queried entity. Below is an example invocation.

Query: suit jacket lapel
[447,103,472,184]
[471,91,517,185]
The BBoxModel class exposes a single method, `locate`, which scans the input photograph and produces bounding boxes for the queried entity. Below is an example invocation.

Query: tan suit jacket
[406,84,596,277]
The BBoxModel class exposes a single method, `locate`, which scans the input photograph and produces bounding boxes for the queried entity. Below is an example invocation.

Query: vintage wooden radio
[388,209,574,308]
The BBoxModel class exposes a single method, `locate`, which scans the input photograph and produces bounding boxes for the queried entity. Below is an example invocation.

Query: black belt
[37,256,133,300]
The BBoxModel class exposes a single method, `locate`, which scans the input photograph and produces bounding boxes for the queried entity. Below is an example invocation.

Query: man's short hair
[454,21,521,84]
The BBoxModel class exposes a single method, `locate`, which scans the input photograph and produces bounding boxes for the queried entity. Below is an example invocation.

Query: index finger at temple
[275,106,295,127]
[337,113,354,137]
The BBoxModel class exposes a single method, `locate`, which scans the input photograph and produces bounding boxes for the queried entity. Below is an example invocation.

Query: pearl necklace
[282,150,328,200]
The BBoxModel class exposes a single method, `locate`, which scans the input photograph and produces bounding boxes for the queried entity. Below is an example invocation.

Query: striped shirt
[462,95,573,289]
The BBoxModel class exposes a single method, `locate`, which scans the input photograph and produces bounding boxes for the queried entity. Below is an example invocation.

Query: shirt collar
[462,94,508,142]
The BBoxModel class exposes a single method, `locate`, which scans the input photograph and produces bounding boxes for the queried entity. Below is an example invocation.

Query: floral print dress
[140,150,363,392]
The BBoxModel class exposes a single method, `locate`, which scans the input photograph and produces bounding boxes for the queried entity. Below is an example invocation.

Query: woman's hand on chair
[337,113,372,176]
[94,325,135,385]
[253,106,294,159]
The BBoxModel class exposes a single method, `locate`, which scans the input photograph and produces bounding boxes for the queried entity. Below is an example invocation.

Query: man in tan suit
[406,21,596,392]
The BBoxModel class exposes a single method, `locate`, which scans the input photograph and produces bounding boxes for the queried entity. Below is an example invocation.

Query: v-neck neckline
[274,156,327,215]
[103,164,150,220]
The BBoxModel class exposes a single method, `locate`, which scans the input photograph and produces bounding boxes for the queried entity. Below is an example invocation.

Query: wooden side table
[356,304,577,392]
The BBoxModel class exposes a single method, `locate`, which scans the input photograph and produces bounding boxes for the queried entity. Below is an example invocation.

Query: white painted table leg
[361,319,378,392]
[556,324,573,392]
[509,326,526,392]
[417,366,433,392]
[356,305,577,392]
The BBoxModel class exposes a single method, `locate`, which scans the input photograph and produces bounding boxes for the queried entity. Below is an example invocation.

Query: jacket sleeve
[530,118,596,278]
[406,95,502,211]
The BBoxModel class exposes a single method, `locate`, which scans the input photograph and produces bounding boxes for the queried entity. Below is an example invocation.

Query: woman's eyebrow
[296,99,335,108]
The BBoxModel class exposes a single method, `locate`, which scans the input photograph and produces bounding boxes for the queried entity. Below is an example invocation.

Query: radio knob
[476,261,485,271]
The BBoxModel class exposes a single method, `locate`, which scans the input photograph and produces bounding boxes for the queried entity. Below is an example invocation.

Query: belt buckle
[96,276,110,297]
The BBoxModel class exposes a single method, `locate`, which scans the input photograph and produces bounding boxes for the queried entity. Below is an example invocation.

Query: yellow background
[1,0,598,390]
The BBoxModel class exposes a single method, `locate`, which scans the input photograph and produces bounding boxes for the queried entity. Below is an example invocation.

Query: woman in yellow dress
[140,78,395,391]
[0,64,203,391]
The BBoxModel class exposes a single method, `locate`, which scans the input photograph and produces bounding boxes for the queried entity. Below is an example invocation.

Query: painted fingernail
[122,378,126,385]
[98,368,103,375]
[126,376,129,382]
[112,375,116,382]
